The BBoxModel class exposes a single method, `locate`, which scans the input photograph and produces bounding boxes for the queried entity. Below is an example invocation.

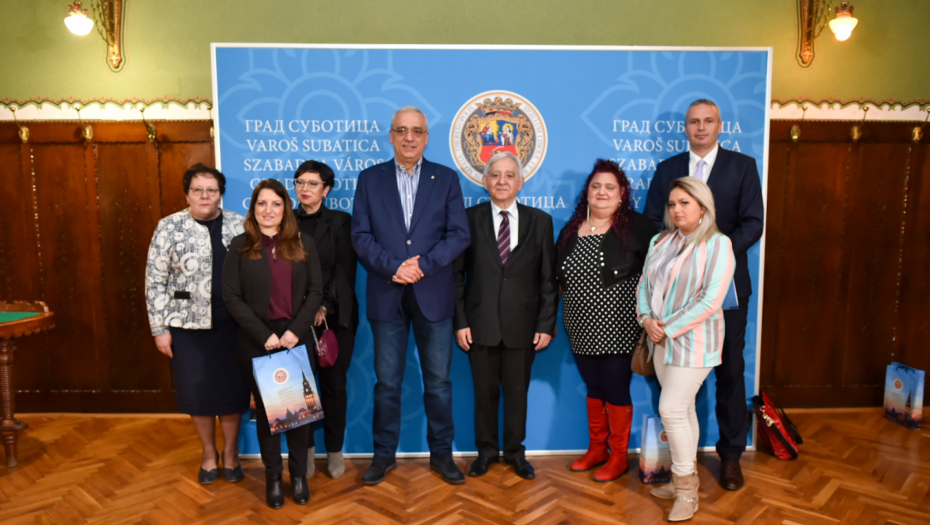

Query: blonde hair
[662,177,720,245]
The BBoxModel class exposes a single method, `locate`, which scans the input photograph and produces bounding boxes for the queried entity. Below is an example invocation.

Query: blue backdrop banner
[212,44,772,456]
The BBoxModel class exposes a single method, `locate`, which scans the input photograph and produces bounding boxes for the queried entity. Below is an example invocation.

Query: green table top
[0,312,40,323]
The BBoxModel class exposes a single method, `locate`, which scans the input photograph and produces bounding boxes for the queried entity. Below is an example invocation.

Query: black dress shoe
[362,456,397,485]
[720,459,744,490]
[266,474,285,509]
[291,475,310,505]
[223,464,244,483]
[430,455,466,485]
[198,467,219,485]
[468,455,500,477]
[506,457,536,480]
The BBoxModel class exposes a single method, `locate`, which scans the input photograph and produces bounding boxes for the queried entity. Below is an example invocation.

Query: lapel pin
[431,175,435,179]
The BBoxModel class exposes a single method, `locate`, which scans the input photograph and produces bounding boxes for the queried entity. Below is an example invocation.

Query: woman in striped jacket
[636,177,735,522]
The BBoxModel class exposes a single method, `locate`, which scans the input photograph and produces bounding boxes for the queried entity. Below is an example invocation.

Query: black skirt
[170,306,250,416]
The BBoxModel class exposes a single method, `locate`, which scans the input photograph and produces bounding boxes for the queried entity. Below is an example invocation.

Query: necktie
[498,211,511,265]
[694,159,707,182]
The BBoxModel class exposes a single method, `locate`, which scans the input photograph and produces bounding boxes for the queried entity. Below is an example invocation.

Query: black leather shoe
[506,457,536,480]
[362,456,397,485]
[198,467,219,485]
[291,475,310,505]
[430,455,465,485]
[223,464,244,483]
[720,459,744,490]
[468,455,500,477]
[266,474,285,509]
[198,450,220,485]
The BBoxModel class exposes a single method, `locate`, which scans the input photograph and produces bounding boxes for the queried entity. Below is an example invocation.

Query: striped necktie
[498,211,511,265]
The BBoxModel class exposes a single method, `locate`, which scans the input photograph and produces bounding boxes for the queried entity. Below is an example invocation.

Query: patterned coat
[636,232,736,368]
[145,208,245,335]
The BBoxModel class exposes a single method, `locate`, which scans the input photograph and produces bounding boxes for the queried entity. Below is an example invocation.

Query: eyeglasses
[190,188,220,197]
[391,127,428,137]
[295,180,324,189]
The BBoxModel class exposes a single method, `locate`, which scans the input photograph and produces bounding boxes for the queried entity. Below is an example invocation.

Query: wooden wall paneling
[840,141,910,405]
[0,142,40,302]
[759,141,788,398]
[762,140,852,406]
[95,142,171,393]
[762,121,927,408]
[0,140,46,395]
[29,144,105,393]
[897,141,930,405]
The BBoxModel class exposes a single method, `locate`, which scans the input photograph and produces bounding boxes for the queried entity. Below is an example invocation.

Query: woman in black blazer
[555,159,657,482]
[292,160,358,479]
[222,179,323,509]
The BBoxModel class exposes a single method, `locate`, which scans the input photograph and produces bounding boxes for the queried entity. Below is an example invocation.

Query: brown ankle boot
[570,397,609,471]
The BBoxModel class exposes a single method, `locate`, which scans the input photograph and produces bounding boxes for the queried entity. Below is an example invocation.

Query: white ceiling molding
[771,101,929,121]
[0,100,213,121]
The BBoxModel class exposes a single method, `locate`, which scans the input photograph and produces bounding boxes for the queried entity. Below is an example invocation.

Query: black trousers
[573,352,633,406]
[715,301,749,461]
[469,342,535,462]
[239,319,311,478]
[313,320,356,452]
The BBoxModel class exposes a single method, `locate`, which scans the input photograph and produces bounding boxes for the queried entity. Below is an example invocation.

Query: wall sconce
[796,1,859,68]
[63,1,127,72]
[829,3,858,41]
[64,2,94,35]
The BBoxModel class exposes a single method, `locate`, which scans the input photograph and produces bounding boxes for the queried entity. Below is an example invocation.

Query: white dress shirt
[490,199,519,252]
[688,143,719,183]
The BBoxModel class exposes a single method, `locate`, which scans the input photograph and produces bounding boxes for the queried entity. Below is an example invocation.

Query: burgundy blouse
[263,234,293,320]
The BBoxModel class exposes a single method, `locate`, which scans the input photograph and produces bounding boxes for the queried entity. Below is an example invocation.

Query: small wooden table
[0,301,54,467]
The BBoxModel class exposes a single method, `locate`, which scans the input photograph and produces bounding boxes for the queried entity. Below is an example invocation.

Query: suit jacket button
[407,240,412,245]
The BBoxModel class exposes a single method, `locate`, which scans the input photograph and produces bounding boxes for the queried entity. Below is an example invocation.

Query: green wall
[2,0,928,105]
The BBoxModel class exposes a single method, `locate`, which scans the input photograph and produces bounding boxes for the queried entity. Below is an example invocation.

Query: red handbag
[752,392,802,460]
[310,318,339,368]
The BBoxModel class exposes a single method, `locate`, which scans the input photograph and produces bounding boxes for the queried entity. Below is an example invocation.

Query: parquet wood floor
[0,409,927,524]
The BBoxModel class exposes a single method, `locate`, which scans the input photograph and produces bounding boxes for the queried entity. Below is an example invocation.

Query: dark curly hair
[182,163,226,195]
[557,159,633,254]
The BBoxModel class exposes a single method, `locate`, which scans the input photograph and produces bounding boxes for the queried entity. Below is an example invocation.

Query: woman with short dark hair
[222,179,324,509]
[145,163,250,485]
[292,160,358,479]
[556,159,657,482]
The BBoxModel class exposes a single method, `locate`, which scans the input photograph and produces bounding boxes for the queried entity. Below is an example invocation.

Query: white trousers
[653,343,712,477]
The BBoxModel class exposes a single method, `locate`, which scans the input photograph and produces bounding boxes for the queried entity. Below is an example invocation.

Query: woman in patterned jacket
[637,177,736,522]
[144,163,250,485]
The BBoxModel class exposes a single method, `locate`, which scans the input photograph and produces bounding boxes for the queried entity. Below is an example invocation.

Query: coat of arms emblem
[450,91,547,186]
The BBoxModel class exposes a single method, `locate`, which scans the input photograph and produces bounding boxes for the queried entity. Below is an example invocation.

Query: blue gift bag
[883,362,924,430]
[252,344,324,435]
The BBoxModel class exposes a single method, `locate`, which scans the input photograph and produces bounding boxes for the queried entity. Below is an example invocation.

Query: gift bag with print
[252,344,324,435]
[639,414,672,484]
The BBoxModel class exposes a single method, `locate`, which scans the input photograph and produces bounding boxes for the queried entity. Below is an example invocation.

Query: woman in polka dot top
[555,159,658,482]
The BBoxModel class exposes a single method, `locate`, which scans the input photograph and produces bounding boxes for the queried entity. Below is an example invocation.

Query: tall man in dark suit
[453,152,557,480]
[351,106,471,485]
[643,99,764,491]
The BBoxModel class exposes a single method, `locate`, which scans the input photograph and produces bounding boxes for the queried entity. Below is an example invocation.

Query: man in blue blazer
[643,99,764,491]
[351,106,471,485]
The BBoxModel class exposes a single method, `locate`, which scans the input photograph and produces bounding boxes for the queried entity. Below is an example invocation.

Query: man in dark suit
[643,99,764,491]
[351,106,471,485]
[453,152,557,480]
